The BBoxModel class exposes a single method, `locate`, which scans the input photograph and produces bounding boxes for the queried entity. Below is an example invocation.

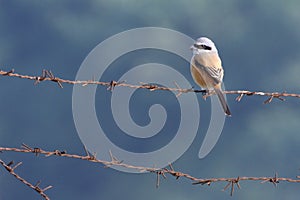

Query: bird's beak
[190,45,195,50]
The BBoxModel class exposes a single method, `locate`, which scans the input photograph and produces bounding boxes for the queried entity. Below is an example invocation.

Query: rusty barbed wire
[1,69,300,103]
[1,144,300,196]
[1,69,300,197]
[0,158,52,200]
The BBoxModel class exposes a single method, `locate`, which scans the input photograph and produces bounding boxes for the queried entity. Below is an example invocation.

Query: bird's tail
[214,87,231,116]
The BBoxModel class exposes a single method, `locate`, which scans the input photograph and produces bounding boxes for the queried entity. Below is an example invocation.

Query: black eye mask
[193,44,212,51]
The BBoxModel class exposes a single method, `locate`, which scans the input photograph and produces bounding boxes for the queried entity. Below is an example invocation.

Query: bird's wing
[204,65,224,83]
[194,59,224,85]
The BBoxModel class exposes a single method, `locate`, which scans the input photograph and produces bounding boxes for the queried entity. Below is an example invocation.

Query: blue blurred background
[1,0,300,199]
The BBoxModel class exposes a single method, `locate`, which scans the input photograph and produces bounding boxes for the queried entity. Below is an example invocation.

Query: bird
[190,37,231,116]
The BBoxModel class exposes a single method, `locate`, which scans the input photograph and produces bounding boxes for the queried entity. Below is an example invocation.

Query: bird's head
[190,37,218,55]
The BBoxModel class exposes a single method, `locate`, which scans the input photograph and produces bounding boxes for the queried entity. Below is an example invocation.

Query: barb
[1,69,300,103]
[1,145,300,196]
[0,158,52,200]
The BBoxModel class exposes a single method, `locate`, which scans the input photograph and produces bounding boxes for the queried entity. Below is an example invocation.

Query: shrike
[190,37,231,116]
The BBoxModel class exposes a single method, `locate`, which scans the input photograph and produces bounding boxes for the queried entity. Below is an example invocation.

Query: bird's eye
[201,45,212,50]
[193,44,212,50]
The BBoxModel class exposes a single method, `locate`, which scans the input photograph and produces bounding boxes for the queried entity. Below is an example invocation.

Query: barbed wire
[0,158,52,200]
[1,69,300,198]
[1,144,300,197]
[1,69,300,103]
